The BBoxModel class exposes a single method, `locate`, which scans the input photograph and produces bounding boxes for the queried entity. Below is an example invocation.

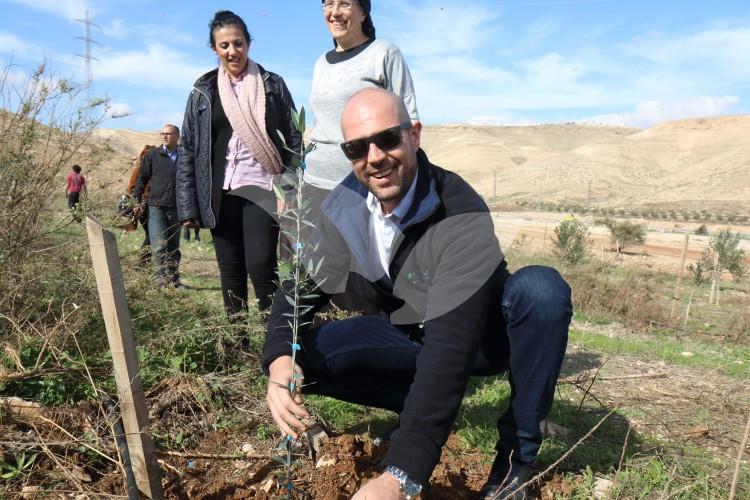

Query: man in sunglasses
[263,89,572,499]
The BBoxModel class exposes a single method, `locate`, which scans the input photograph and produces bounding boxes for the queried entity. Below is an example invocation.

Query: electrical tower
[75,10,100,92]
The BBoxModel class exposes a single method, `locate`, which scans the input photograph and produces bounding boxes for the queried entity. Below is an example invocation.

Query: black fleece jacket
[133,146,177,207]
[262,150,509,487]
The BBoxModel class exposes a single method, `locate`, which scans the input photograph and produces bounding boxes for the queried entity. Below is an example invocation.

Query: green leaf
[290,108,300,131]
[276,129,287,146]
[272,183,285,201]
[296,107,306,135]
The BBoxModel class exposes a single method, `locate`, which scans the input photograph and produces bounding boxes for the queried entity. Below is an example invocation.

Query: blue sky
[1,0,748,131]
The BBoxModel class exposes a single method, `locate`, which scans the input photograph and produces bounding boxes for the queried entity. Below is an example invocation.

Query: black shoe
[478,453,532,500]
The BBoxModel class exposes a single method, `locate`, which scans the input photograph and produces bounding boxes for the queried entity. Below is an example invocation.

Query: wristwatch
[384,465,423,499]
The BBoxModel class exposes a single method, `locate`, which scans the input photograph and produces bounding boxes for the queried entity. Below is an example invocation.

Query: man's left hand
[352,472,404,499]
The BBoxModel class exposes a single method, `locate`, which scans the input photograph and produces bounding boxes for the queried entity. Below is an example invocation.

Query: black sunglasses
[340,122,411,161]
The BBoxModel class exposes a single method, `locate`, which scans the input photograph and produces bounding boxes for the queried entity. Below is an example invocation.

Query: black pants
[67,191,81,209]
[211,187,279,314]
[67,192,81,221]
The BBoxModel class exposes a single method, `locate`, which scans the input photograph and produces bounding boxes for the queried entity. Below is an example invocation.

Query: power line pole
[493,171,497,204]
[75,10,101,94]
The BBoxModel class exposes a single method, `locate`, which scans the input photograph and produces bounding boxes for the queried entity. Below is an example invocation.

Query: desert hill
[90,115,750,212]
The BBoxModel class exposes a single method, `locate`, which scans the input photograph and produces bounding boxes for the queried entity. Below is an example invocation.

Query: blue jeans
[300,265,572,464]
[147,206,181,284]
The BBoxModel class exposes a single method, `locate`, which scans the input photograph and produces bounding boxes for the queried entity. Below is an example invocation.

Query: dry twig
[0,366,99,383]
[156,450,263,460]
[729,410,750,500]
[499,406,620,499]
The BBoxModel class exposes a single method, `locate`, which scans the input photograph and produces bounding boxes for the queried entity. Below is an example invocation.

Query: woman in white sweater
[306,0,419,208]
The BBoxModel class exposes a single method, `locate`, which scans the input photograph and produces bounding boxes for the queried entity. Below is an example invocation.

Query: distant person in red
[65,164,87,222]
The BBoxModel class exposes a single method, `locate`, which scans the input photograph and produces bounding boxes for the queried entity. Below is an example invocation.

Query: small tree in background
[553,216,591,265]
[689,229,747,285]
[596,218,646,255]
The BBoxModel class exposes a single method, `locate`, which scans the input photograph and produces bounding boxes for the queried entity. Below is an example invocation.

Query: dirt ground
[157,323,749,499]
[5,317,746,499]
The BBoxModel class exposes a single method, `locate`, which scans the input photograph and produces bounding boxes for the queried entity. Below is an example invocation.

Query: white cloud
[102,19,198,45]
[2,67,29,89]
[106,101,133,118]
[626,27,750,80]
[4,0,90,20]
[128,109,184,130]
[94,43,208,90]
[0,31,26,56]
[378,0,499,57]
[582,96,742,128]
[519,52,587,89]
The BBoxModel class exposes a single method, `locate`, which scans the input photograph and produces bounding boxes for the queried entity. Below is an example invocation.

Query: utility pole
[75,10,101,94]
[493,171,497,204]
[535,181,541,211]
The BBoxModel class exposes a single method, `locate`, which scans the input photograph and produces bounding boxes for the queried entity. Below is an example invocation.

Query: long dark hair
[208,10,252,48]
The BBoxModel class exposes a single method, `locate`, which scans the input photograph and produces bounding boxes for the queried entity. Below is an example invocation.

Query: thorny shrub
[564,261,670,330]
[552,216,591,265]
[0,63,113,399]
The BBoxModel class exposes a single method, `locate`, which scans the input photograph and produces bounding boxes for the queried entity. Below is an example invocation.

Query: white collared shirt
[365,171,418,277]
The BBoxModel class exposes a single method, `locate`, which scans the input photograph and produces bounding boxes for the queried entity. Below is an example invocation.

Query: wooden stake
[729,410,750,500]
[670,233,690,318]
[683,289,695,330]
[85,216,163,499]
[709,251,720,306]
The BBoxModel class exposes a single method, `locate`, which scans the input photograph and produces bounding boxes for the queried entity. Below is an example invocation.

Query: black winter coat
[176,65,302,228]
[133,146,177,207]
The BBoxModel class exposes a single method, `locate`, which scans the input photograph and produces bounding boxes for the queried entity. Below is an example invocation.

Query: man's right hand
[181,218,199,228]
[266,356,309,440]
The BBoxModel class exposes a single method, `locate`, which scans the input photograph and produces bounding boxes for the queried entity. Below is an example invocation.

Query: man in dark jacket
[263,89,572,499]
[133,124,183,288]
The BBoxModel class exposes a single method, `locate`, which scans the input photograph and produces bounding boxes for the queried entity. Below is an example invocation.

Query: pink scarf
[217,60,283,174]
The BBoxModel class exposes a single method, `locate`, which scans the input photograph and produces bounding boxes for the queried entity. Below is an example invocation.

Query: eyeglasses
[340,122,411,161]
[322,1,354,12]
[161,132,174,136]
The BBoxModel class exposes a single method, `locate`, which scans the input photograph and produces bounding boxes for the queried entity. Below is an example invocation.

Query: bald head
[341,88,412,140]
[338,88,422,214]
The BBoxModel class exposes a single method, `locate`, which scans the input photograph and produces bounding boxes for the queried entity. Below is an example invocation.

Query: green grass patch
[454,376,510,453]
[305,396,397,437]
[570,329,750,378]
